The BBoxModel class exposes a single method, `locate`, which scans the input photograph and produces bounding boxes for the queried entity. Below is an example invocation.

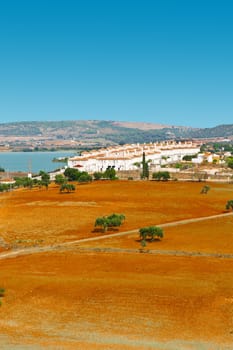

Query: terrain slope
[0,181,233,349]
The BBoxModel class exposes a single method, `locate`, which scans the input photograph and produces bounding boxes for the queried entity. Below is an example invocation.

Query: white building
[67,141,200,173]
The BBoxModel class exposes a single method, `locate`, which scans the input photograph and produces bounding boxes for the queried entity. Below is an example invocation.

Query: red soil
[0,181,232,248]
[0,181,233,349]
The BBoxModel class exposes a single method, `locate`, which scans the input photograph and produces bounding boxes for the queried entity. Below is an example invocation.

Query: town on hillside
[1,138,233,185]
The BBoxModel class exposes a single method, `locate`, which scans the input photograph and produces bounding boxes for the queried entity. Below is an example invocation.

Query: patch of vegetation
[226,200,233,211]
[77,172,92,183]
[139,226,164,247]
[60,183,76,193]
[55,174,66,186]
[103,167,117,180]
[52,157,68,163]
[200,185,210,194]
[64,168,92,183]
[94,213,125,232]
[182,154,197,161]
[0,183,11,192]
[39,171,50,189]
[141,152,149,179]
[227,157,233,169]
[152,171,170,181]
[93,172,103,180]
[1,121,233,146]
[0,288,5,306]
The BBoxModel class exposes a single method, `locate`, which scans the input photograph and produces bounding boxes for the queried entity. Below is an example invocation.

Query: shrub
[200,185,210,194]
[152,171,170,181]
[139,226,164,242]
[78,173,92,183]
[103,168,117,180]
[60,183,76,193]
[93,172,103,180]
[226,200,233,211]
[94,213,125,232]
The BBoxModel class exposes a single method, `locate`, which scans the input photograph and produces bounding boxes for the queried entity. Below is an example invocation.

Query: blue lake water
[0,151,76,173]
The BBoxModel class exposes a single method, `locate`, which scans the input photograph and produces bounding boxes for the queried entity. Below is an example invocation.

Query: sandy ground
[0,180,232,249]
[0,181,233,349]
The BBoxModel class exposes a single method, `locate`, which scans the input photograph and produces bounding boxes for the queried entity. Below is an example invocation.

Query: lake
[0,151,76,173]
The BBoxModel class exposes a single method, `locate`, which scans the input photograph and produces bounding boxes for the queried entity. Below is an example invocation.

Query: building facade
[67,141,200,173]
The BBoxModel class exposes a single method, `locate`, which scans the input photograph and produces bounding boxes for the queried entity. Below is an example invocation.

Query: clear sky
[0,0,232,127]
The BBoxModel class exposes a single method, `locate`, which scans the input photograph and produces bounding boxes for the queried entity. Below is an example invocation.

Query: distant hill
[0,120,232,147]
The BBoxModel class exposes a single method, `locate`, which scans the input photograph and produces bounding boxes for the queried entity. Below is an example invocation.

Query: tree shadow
[92,228,104,233]
[135,238,162,243]
[92,227,119,234]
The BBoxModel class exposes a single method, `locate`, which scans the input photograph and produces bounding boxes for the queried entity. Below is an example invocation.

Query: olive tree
[55,174,66,186]
[103,167,117,180]
[94,213,125,232]
[226,200,233,211]
[152,171,170,181]
[39,171,50,189]
[78,172,92,183]
[60,183,76,193]
[200,185,210,194]
[139,226,164,246]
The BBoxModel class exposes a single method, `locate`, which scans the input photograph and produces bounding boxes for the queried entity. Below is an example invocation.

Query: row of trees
[59,167,117,183]
[0,166,118,193]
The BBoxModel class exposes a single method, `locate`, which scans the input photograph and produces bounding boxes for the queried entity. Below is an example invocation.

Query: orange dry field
[0,180,233,350]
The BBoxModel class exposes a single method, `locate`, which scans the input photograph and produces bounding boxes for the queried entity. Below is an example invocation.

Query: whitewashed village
[65,139,233,181]
[1,139,233,186]
[67,140,200,172]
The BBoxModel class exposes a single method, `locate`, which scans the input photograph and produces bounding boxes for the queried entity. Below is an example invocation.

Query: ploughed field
[0,181,233,349]
[0,180,232,249]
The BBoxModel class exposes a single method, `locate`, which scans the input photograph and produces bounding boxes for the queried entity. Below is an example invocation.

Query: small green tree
[227,157,233,169]
[103,167,117,180]
[64,167,80,181]
[139,226,164,246]
[93,172,103,180]
[226,200,233,211]
[141,152,149,179]
[0,184,11,192]
[152,171,170,181]
[200,185,210,194]
[14,176,33,189]
[0,288,5,306]
[39,171,50,189]
[94,213,125,232]
[78,172,92,183]
[55,174,66,186]
[60,183,76,193]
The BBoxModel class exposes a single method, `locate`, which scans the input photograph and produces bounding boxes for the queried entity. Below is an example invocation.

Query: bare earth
[0,181,233,349]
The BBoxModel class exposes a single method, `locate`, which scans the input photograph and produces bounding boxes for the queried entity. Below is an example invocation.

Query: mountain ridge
[0,120,232,149]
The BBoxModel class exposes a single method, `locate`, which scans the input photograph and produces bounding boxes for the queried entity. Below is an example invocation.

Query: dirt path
[0,211,232,260]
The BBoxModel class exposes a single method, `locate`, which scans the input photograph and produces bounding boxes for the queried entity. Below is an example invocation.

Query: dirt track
[0,211,232,260]
[1,181,233,349]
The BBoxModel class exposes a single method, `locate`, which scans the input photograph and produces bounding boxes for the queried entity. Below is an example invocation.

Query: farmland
[0,181,233,349]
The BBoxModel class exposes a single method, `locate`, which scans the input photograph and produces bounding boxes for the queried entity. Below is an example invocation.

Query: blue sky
[0,0,232,127]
